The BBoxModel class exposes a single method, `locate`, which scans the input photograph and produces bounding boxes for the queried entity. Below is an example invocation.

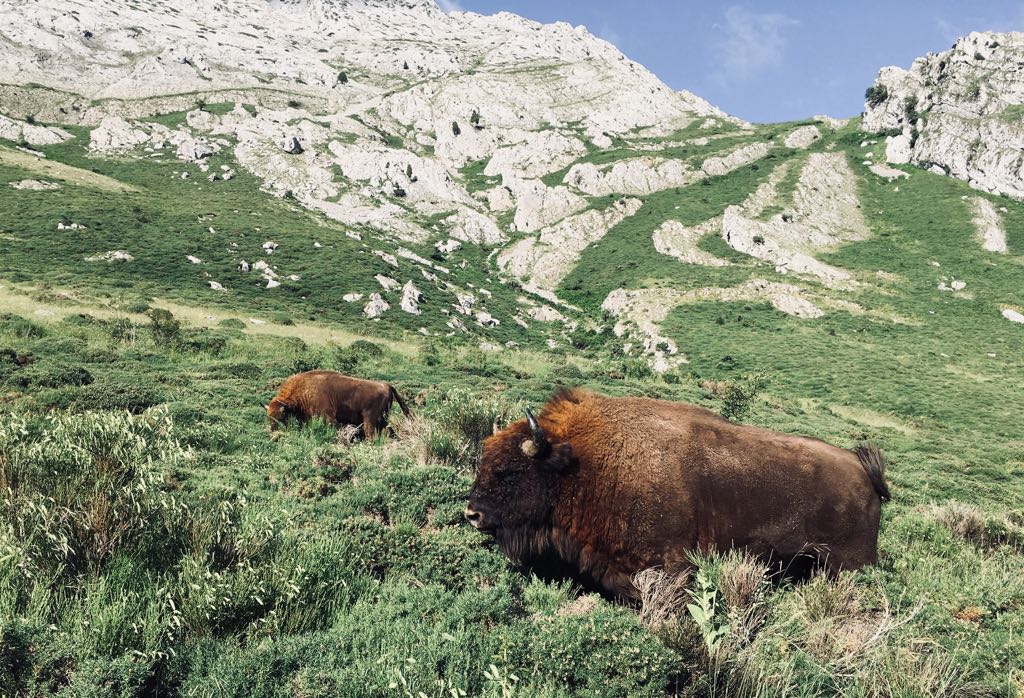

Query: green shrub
[864,84,889,107]
[719,370,771,422]
[181,330,230,356]
[505,606,680,698]
[121,300,151,314]
[0,408,184,576]
[16,364,93,389]
[146,308,181,345]
[334,340,385,373]
[109,317,141,344]
[0,314,46,339]
[60,313,102,328]
[419,388,524,469]
[621,357,654,381]
[551,362,584,386]
[419,338,442,367]
[39,378,164,413]
[218,318,247,330]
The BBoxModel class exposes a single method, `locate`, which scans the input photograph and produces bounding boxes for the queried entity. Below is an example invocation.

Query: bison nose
[464,507,483,528]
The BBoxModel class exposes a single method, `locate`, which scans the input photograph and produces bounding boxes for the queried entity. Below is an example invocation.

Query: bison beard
[267,370,410,438]
[467,389,890,600]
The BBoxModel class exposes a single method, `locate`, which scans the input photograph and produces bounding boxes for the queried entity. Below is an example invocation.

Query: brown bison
[267,370,410,438]
[465,388,890,599]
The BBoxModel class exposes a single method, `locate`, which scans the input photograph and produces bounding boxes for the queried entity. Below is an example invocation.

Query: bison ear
[542,442,574,473]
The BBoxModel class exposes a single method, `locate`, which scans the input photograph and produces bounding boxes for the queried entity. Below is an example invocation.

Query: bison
[465,388,890,599]
[267,370,410,438]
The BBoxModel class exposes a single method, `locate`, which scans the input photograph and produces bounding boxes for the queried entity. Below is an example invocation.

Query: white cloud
[437,0,464,13]
[712,6,799,82]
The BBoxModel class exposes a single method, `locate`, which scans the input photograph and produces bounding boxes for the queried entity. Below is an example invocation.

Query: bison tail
[852,443,891,503]
[390,385,412,418]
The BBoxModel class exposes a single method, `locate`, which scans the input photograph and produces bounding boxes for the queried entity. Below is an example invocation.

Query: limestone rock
[11,179,60,190]
[784,125,821,150]
[720,153,868,287]
[90,116,149,152]
[1003,308,1024,324]
[972,197,1009,253]
[885,134,912,165]
[701,142,770,177]
[498,197,642,300]
[85,250,133,263]
[375,274,401,292]
[401,281,423,315]
[364,293,390,318]
[863,32,1024,199]
[0,115,72,146]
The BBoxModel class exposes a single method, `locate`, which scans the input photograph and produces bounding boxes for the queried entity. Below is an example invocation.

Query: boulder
[400,281,423,314]
[364,293,390,318]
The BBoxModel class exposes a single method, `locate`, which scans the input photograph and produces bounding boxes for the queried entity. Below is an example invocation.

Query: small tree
[337,72,348,84]
[452,121,461,137]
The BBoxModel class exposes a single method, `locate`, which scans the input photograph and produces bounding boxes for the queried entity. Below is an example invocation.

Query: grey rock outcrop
[863,32,1024,199]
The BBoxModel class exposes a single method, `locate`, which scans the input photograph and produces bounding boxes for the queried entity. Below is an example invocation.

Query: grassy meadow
[0,113,1022,696]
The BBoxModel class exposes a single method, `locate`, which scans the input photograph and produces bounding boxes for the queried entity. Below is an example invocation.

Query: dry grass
[0,144,138,192]
[634,567,691,631]
[931,501,987,545]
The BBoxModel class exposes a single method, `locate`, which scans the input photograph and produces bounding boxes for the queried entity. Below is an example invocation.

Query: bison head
[465,409,573,556]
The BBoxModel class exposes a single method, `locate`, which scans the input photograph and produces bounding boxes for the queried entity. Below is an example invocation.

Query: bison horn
[524,408,550,458]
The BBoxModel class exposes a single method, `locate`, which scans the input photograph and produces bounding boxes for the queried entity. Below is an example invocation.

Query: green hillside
[1,112,1023,697]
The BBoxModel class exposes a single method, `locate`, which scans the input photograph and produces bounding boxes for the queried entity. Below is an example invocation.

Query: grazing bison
[465,388,889,599]
[267,370,410,438]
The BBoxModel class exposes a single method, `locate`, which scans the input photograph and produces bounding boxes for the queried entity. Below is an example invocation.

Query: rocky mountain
[863,31,1024,199]
[0,3,1021,372]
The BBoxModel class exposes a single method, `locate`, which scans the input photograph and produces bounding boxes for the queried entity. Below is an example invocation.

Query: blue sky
[445,0,1024,123]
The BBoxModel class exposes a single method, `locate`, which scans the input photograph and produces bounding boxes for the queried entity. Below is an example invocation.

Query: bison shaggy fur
[466,388,889,599]
[267,370,410,438]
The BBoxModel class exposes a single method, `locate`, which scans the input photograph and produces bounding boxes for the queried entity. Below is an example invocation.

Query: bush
[404,389,525,469]
[39,378,164,413]
[218,318,247,330]
[15,364,93,389]
[0,314,46,339]
[110,317,142,345]
[286,99,302,108]
[333,340,385,373]
[419,338,442,367]
[719,371,771,422]
[0,408,184,576]
[551,363,584,386]
[452,121,461,136]
[180,330,230,356]
[146,308,181,345]
[505,606,680,698]
[620,357,654,381]
[865,84,889,107]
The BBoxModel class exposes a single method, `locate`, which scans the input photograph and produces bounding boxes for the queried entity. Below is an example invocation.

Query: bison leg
[362,412,378,441]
